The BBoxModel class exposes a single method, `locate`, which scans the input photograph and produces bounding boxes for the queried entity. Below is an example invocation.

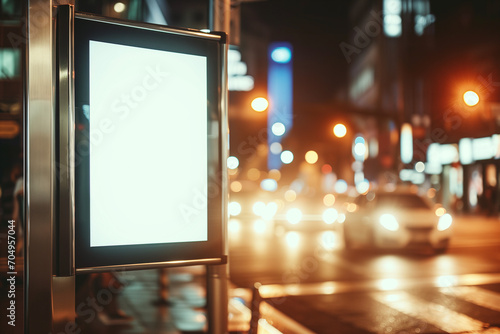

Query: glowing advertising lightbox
[74,14,226,271]
[89,41,208,247]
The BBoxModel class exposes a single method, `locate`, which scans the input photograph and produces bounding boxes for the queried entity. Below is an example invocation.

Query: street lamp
[333,123,347,138]
[251,97,269,112]
[463,90,479,107]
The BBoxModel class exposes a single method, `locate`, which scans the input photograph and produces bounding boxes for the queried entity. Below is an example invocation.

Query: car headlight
[286,208,302,224]
[379,213,399,231]
[262,202,278,220]
[253,201,266,216]
[322,208,338,224]
[437,213,453,231]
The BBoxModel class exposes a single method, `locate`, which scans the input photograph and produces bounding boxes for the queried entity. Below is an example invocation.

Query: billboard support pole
[53,4,77,332]
[207,263,228,334]
[25,0,55,332]
[209,2,229,333]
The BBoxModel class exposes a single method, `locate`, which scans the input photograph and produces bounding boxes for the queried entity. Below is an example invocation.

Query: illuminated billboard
[73,14,227,271]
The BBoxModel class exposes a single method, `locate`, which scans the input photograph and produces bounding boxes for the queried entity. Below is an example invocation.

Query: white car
[273,194,347,231]
[343,190,452,253]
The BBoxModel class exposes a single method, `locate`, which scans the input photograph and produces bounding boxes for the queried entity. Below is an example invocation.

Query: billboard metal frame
[24,3,229,332]
[66,11,228,273]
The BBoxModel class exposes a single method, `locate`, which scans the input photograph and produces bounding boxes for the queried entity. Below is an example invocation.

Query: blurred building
[0,0,23,224]
[344,0,435,185]
[345,0,500,213]
[427,0,500,213]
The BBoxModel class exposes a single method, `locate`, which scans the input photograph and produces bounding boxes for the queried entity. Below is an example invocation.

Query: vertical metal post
[207,264,229,334]
[53,4,77,332]
[54,4,75,276]
[208,2,230,332]
[25,0,54,332]
[249,282,262,334]
[54,3,75,278]
[209,0,231,33]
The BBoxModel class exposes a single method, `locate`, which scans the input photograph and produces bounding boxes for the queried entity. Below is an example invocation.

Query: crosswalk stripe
[371,291,500,333]
[440,286,500,313]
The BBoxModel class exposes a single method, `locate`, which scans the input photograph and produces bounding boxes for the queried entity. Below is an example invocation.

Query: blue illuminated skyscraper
[267,42,293,170]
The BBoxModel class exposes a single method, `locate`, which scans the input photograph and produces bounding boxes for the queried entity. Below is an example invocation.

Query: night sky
[239,0,351,105]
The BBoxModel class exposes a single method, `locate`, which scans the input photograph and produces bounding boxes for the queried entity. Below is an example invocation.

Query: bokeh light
[270,142,282,154]
[227,156,239,169]
[286,208,302,224]
[260,178,278,192]
[322,208,338,224]
[253,202,266,216]
[280,150,294,164]
[463,90,479,107]
[271,47,292,63]
[247,168,261,181]
[334,179,348,193]
[271,122,286,136]
[230,181,242,192]
[305,150,319,164]
[228,202,242,216]
[229,219,241,233]
[435,207,446,217]
[323,194,336,206]
[268,169,281,180]
[251,97,269,112]
[114,2,126,13]
[253,219,267,234]
[285,189,297,202]
[285,231,300,249]
[415,161,425,173]
[321,164,332,174]
[333,123,347,138]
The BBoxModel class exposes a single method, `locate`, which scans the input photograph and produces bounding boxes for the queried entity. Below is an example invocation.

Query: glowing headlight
[437,213,453,231]
[286,208,302,224]
[228,201,242,216]
[253,219,267,234]
[322,208,338,224]
[253,201,266,216]
[379,214,399,231]
[262,202,278,220]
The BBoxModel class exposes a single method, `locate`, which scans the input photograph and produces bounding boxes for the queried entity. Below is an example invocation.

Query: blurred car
[273,193,348,231]
[343,189,452,253]
[229,181,281,221]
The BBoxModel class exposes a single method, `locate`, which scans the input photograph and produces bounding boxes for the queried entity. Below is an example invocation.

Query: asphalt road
[229,214,500,333]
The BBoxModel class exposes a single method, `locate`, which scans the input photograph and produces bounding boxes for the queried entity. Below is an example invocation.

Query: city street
[229,214,500,333]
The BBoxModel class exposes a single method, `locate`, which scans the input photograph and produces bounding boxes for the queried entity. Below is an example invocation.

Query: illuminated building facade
[346,0,500,213]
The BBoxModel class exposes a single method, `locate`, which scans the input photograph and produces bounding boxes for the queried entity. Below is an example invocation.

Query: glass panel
[0,48,21,78]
